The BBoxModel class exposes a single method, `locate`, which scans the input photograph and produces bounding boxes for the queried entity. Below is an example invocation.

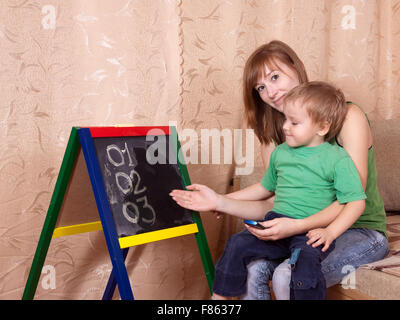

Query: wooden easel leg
[102,248,130,300]
[22,212,59,300]
[22,128,80,300]
[192,214,215,294]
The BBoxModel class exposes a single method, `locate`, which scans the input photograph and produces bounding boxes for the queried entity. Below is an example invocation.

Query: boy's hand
[169,184,219,212]
[306,228,335,252]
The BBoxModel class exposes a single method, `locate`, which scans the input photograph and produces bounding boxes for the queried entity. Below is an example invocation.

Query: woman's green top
[331,103,387,237]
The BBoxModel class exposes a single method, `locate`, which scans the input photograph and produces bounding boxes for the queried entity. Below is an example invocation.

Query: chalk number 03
[106,143,156,226]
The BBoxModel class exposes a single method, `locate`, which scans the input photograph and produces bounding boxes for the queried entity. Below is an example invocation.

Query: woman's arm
[304,105,371,248]
[307,199,365,251]
[303,105,371,249]
[170,184,275,220]
[300,104,370,231]
[336,104,371,189]
[260,142,276,170]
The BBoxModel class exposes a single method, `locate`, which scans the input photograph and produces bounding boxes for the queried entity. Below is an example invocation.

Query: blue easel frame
[78,128,134,300]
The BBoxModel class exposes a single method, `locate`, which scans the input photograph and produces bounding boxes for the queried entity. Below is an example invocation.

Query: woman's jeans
[242,227,388,300]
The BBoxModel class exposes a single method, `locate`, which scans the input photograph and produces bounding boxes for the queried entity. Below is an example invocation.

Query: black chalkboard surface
[92,134,193,238]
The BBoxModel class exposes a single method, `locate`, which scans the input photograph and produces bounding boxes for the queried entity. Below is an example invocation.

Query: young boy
[170,81,366,300]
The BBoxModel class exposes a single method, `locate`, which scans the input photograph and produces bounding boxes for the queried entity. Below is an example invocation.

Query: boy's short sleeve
[334,157,367,204]
[261,148,278,191]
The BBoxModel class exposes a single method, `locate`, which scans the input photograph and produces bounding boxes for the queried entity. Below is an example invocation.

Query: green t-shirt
[261,142,366,219]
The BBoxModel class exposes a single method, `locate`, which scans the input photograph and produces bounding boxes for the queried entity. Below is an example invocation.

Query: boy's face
[282,100,326,148]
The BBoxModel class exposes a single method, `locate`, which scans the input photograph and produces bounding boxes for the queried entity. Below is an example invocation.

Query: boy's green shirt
[261,142,366,219]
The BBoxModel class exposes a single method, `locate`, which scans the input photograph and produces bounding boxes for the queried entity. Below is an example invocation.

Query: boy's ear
[317,121,331,137]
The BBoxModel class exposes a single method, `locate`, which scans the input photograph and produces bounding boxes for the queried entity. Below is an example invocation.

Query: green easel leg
[22,128,80,300]
[192,213,215,294]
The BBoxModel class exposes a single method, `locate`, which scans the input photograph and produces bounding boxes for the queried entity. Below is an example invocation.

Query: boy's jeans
[213,212,334,299]
[242,227,388,300]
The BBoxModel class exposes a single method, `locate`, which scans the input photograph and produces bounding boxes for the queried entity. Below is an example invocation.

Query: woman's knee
[242,259,277,300]
[272,259,291,300]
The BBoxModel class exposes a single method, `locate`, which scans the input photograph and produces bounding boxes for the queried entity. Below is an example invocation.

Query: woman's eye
[256,85,265,92]
[271,74,279,81]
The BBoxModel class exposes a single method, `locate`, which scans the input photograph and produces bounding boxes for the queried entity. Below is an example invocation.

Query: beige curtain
[1,0,399,299]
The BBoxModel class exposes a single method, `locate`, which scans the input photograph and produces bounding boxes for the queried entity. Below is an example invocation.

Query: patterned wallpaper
[0,0,399,299]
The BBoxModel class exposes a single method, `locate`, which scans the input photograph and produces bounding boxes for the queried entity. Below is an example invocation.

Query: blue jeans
[213,212,334,299]
[242,227,389,300]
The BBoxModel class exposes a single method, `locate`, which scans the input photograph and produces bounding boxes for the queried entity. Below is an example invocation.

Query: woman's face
[254,60,300,113]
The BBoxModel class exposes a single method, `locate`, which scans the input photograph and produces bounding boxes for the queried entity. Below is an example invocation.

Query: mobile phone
[244,219,266,230]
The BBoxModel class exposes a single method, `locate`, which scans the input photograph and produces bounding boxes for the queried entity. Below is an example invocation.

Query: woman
[229,40,388,299]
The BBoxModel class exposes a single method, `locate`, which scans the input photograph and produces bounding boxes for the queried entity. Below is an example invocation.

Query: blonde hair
[243,40,308,145]
[284,81,348,141]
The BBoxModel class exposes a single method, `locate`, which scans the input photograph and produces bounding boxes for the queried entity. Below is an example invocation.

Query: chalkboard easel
[22,126,215,300]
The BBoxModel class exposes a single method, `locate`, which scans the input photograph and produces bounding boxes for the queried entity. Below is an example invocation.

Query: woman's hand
[170,184,219,212]
[306,228,335,252]
[246,217,302,241]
